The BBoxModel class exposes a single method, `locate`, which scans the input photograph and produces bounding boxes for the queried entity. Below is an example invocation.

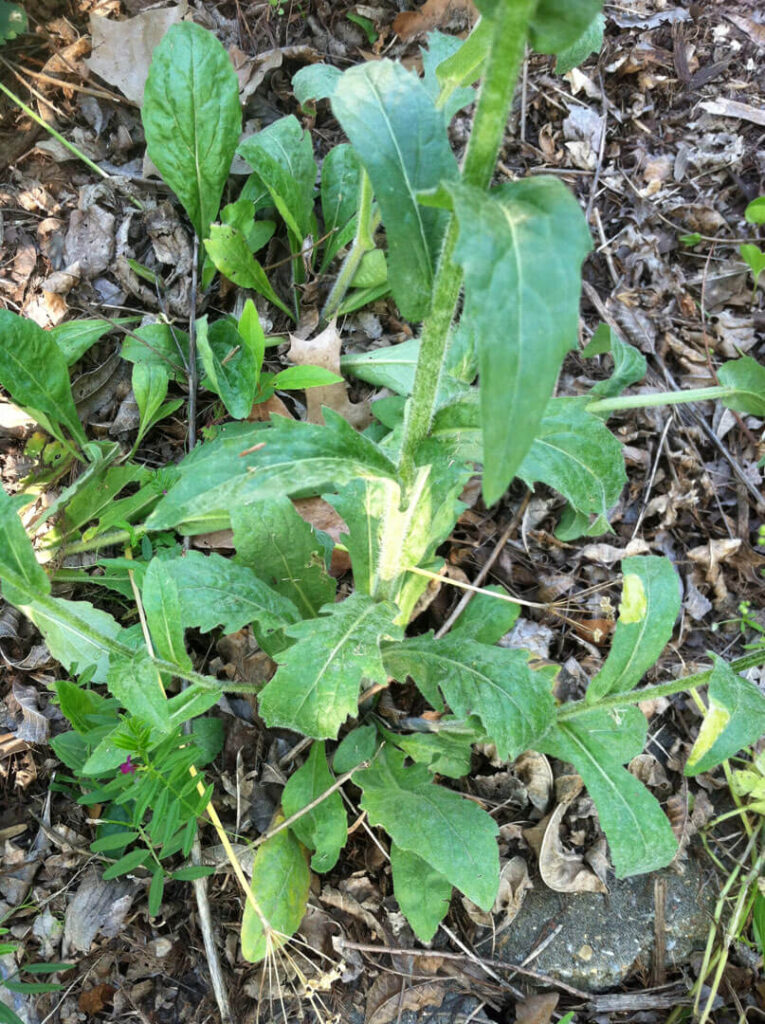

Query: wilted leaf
[685,656,765,776]
[240,825,310,963]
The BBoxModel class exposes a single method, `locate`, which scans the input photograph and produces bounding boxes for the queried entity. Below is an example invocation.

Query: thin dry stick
[336,940,591,1000]
[435,494,530,639]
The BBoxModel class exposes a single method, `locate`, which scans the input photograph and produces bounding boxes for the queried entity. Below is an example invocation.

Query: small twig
[10,60,129,102]
[435,492,530,638]
[252,762,368,849]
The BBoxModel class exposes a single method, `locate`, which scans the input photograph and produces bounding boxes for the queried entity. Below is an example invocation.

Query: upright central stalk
[397,0,535,483]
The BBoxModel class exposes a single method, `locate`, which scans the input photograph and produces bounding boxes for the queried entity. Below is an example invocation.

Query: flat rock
[490,858,717,992]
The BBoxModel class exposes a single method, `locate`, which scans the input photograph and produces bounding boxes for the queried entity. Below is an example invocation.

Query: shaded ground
[1,1,764,1022]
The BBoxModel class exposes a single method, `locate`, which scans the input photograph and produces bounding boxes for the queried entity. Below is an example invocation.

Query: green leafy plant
[1,2,765,971]
[0,909,72,1024]
[741,195,765,298]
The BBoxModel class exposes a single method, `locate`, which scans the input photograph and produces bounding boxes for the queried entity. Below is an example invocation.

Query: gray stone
[489,858,717,992]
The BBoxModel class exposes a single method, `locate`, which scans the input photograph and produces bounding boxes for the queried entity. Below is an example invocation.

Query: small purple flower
[119,755,137,775]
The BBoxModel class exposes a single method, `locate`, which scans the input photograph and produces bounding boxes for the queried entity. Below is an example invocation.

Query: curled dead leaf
[393,0,478,40]
[538,779,608,894]
[515,992,559,1024]
[365,974,444,1024]
[493,856,533,933]
[512,750,553,814]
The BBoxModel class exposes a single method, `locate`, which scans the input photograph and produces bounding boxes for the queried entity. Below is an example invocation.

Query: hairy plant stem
[555,648,765,722]
[321,168,377,322]
[586,385,733,414]
[397,0,535,484]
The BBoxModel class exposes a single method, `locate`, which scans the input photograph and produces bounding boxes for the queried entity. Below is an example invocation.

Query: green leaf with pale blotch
[142,22,241,240]
[141,558,193,675]
[685,656,765,776]
[105,652,169,736]
[281,742,347,872]
[146,413,398,533]
[448,178,591,504]
[554,12,604,73]
[586,556,679,703]
[718,357,765,416]
[0,310,87,448]
[582,323,647,401]
[529,0,603,54]
[50,318,136,366]
[204,224,292,318]
[330,60,459,321]
[319,144,361,272]
[450,585,520,644]
[153,550,300,637]
[0,486,50,605]
[232,497,335,619]
[0,1,27,43]
[197,316,260,420]
[237,116,316,245]
[259,594,401,739]
[382,635,555,761]
[357,745,499,909]
[540,707,677,876]
[390,844,451,942]
[241,825,310,963]
[333,724,378,773]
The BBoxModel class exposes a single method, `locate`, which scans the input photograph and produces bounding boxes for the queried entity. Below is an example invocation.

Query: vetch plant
[1,0,765,968]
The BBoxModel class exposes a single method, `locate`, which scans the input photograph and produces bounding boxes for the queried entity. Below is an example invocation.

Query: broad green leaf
[132,362,182,449]
[55,680,116,735]
[435,18,490,103]
[448,178,591,504]
[142,22,241,240]
[341,338,420,394]
[29,442,122,536]
[539,708,677,876]
[237,116,317,245]
[281,742,347,872]
[0,310,87,448]
[221,198,275,254]
[197,316,259,420]
[270,366,343,390]
[148,869,164,917]
[203,224,292,318]
[232,497,335,618]
[155,550,300,637]
[50,318,136,366]
[81,720,142,775]
[583,323,647,401]
[90,831,140,853]
[529,0,603,54]
[745,197,765,224]
[319,144,361,272]
[120,322,189,381]
[332,724,378,773]
[238,298,265,380]
[259,594,401,738]
[718,357,765,416]
[106,652,170,736]
[383,635,555,761]
[554,12,604,74]
[432,394,624,534]
[587,556,680,703]
[166,681,223,727]
[422,30,478,119]
[357,744,499,909]
[331,60,459,321]
[450,585,520,644]
[685,656,765,776]
[753,889,765,956]
[291,63,342,105]
[146,412,398,533]
[142,558,193,675]
[385,720,481,779]
[21,596,123,683]
[740,244,765,291]
[0,485,50,605]
[349,249,387,289]
[47,464,156,546]
[390,844,451,942]
[0,1,27,43]
[240,826,310,963]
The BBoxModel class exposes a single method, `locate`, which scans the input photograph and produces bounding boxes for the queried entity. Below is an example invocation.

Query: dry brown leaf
[85,4,187,105]
[725,12,765,47]
[493,856,533,933]
[515,992,559,1024]
[63,866,136,955]
[64,206,115,280]
[538,781,608,894]
[320,885,382,937]
[700,98,765,128]
[365,974,444,1024]
[10,681,51,744]
[248,392,293,421]
[288,321,371,428]
[393,0,477,40]
[688,539,741,606]
[78,985,116,1016]
[513,750,553,814]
